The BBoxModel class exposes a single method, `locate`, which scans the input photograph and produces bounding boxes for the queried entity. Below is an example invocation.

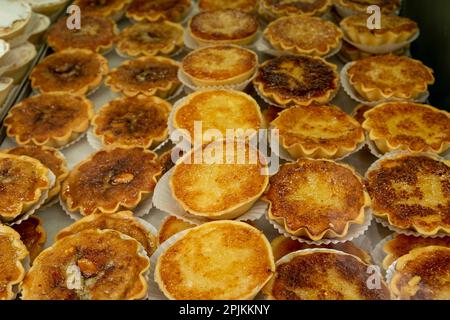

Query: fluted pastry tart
[157,215,194,244]
[366,153,450,236]
[340,14,418,46]
[173,90,263,144]
[56,211,157,256]
[73,0,132,20]
[188,9,259,46]
[170,140,269,220]
[116,21,184,58]
[390,246,450,300]
[5,146,69,205]
[30,49,109,95]
[181,44,257,87]
[263,249,391,300]
[105,56,181,98]
[362,102,450,155]
[47,15,118,53]
[4,93,94,148]
[352,103,372,124]
[260,0,332,21]
[61,147,162,216]
[0,153,52,222]
[155,221,275,300]
[264,159,370,241]
[0,225,28,300]
[21,229,150,300]
[199,0,257,13]
[126,0,191,22]
[339,40,409,61]
[92,95,171,149]
[347,55,434,101]
[334,0,401,15]
[11,216,46,263]
[271,105,364,159]
[254,55,339,107]
[264,16,343,57]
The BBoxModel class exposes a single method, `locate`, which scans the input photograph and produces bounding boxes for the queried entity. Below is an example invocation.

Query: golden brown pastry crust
[21,229,150,300]
[335,0,401,15]
[5,146,69,204]
[11,216,46,263]
[362,102,450,154]
[264,159,370,241]
[189,9,259,46]
[47,15,118,53]
[30,49,109,95]
[254,55,339,107]
[198,0,257,13]
[61,148,162,216]
[352,103,372,124]
[157,215,194,244]
[73,0,132,19]
[271,105,365,159]
[126,0,191,22]
[264,249,391,300]
[390,246,450,300]
[367,153,450,236]
[105,56,181,98]
[264,16,343,57]
[347,55,434,101]
[260,0,332,20]
[181,45,257,87]
[92,95,171,149]
[4,93,94,148]
[155,221,275,300]
[56,211,157,256]
[0,225,28,300]
[339,40,409,61]
[0,153,52,222]
[116,21,184,58]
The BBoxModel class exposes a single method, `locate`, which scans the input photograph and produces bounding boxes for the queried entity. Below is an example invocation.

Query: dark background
[402,0,450,109]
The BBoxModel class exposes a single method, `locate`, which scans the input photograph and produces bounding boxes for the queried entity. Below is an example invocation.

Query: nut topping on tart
[61,147,162,216]
[362,102,450,154]
[264,16,343,57]
[126,0,192,22]
[4,93,94,148]
[73,0,132,19]
[11,216,46,263]
[30,49,109,95]
[254,55,339,107]
[198,0,257,13]
[260,0,332,20]
[105,56,181,97]
[92,95,171,149]
[366,153,450,236]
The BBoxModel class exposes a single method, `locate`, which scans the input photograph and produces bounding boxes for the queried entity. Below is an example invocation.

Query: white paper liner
[178,65,258,93]
[153,167,268,225]
[59,190,155,221]
[0,40,10,60]
[340,62,430,106]
[342,31,419,55]
[265,207,373,245]
[254,36,342,59]
[7,171,56,227]
[184,29,262,51]
[371,234,394,270]
[385,260,397,285]
[57,131,87,151]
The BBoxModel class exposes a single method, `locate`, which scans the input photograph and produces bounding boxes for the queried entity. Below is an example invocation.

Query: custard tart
[366,153,450,236]
[170,140,269,220]
[271,105,365,159]
[254,55,339,107]
[334,0,401,15]
[339,40,409,61]
[155,221,275,300]
[61,147,162,216]
[383,234,450,270]
[157,215,194,244]
[0,1,32,41]
[0,225,28,300]
[5,146,69,205]
[26,0,68,16]
[21,229,150,300]
[105,56,181,98]
[116,21,184,58]
[56,211,157,256]
[4,93,94,148]
[362,102,450,155]
[0,153,52,223]
[264,159,370,241]
[188,9,259,46]
[263,249,391,300]
[126,0,191,22]
[173,90,263,144]
[264,16,343,57]
[47,15,117,54]
[12,216,46,263]
[347,55,434,101]
[92,95,171,149]
[73,0,132,20]
[198,0,257,13]
[181,44,257,87]
[390,246,450,300]
[340,14,418,46]
[260,0,332,20]
[30,49,109,96]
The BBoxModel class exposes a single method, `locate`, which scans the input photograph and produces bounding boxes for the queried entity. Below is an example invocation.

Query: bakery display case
[0,0,449,302]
